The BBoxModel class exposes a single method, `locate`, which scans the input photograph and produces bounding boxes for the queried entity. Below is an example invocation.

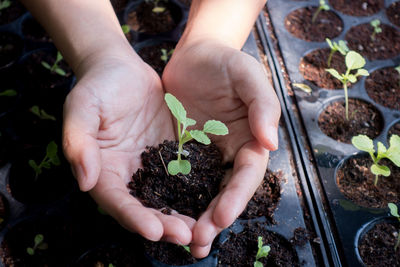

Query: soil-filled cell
[336,155,400,208]
[22,17,52,43]
[318,99,383,144]
[136,41,176,76]
[329,0,384,16]
[389,123,400,138]
[110,0,129,12]
[365,67,400,110]
[345,23,400,60]
[0,32,23,69]
[0,0,26,25]
[284,7,343,42]
[144,241,198,266]
[386,1,400,27]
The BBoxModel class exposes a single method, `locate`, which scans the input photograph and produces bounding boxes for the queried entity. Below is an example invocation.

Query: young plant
[41,51,67,77]
[370,19,382,41]
[254,236,270,267]
[146,0,167,13]
[164,93,228,175]
[388,203,400,250]
[0,0,11,11]
[108,264,115,267]
[325,38,349,67]
[30,105,56,121]
[0,89,16,97]
[325,51,369,120]
[121,24,130,34]
[27,234,48,256]
[351,134,400,186]
[181,245,191,253]
[160,48,174,63]
[29,141,60,180]
[312,0,330,23]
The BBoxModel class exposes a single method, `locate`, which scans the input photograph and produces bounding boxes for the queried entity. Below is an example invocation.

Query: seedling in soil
[254,236,270,267]
[164,93,228,175]
[160,48,174,63]
[0,0,11,11]
[351,134,400,186]
[29,141,60,180]
[312,0,330,23]
[108,264,115,267]
[370,19,382,41]
[41,51,67,77]
[181,245,191,253]
[30,105,56,121]
[26,234,48,256]
[121,24,130,34]
[0,89,16,97]
[325,38,349,67]
[146,0,167,13]
[325,51,369,120]
[395,65,400,87]
[293,83,312,94]
[388,203,400,250]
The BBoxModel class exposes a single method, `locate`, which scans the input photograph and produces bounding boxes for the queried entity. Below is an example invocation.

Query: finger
[63,88,101,191]
[190,243,213,259]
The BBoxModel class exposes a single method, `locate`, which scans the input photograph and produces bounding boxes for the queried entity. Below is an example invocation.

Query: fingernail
[267,126,279,150]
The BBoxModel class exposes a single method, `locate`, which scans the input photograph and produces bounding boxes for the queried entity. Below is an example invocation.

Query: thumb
[62,89,101,191]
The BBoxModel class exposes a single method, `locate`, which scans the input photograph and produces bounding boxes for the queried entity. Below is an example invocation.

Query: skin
[21,0,281,257]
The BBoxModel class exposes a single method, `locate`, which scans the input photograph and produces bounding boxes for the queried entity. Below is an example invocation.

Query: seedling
[164,93,228,175]
[312,0,330,23]
[0,0,11,11]
[181,245,191,253]
[388,203,400,250]
[27,234,48,256]
[325,38,349,67]
[351,134,400,186]
[254,236,270,267]
[29,141,60,180]
[370,19,382,41]
[293,83,312,94]
[30,105,56,121]
[121,24,130,34]
[395,65,400,87]
[145,0,167,13]
[160,48,174,63]
[325,51,369,120]
[0,89,16,97]
[41,51,67,77]
[108,264,115,267]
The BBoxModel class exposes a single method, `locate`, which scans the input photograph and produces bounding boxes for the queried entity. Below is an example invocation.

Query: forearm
[179,0,266,49]
[20,0,136,76]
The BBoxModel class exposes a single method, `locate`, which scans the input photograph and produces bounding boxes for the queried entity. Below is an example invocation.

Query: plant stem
[327,50,335,67]
[177,120,182,162]
[395,233,400,251]
[343,82,349,120]
[374,175,379,186]
[371,32,376,41]
[312,7,322,23]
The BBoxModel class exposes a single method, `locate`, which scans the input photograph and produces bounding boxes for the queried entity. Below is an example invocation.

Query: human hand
[162,39,281,257]
[62,48,195,245]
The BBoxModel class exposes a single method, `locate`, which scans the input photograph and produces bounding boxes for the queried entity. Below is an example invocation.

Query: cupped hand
[62,49,195,245]
[162,39,281,257]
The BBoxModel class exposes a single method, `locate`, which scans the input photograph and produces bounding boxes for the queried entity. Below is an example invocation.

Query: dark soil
[239,170,281,223]
[110,0,129,12]
[144,241,197,266]
[0,194,7,229]
[284,7,343,42]
[178,0,192,6]
[336,156,400,208]
[299,48,352,89]
[129,140,225,219]
[137,42,176,76]
[0,0,26,25]
[359,221,400,266]
[0,32,23,69]
[329,0,384,16]
[387,1,400,27]
[290,227,312,247]
[345,23,400,60]
[389,123,400,138]
[22,17,52,43]
[318,99,383,143]
[0,74,18,116]
[217,222,299,267]
[365,67,400,110]
[126,1,180,34]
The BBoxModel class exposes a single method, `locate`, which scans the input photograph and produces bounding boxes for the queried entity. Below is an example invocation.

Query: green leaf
[56,51,63,62]
[190,130,211,145]
[337,40,349,55]
[356,69,369,77]
[347,74,357,83]
[325,68,343,81]
[345,51,366,70]
[27,247,35,256]
[395,65,400,75]
[0,0,11,10]
[386,135,400,167]
[371,164,390,177]
[254,261,263,267]
[29,160,41,175]
[152,6,165,13]
[181,130,193,144]
[370,19,380,28]
[351,135,375,153]
[203,120,229,135]
[168,160,191,175]
[40,109,56,121]
[50,154,60,166]
[377,142,387,156]
[30,105,40,116]
[389,203,400,218]
[292,83,312,94]
[121,24,130,34]
[164,93,187,123]
[34,234,44,246]
[46,141,58,159]
[184,118,196,128]
[258,236,263,249]
[258,246,271,258]
[182,245,191,253]
[41,61,51,70]
[325,38,333,49]
[55,67,66,76]
[0,89,17,97]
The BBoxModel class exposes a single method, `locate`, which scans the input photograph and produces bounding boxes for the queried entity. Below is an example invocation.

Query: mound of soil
[329,0,384,16]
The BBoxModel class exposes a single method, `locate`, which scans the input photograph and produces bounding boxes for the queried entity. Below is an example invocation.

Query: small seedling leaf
[181,130,193,144]
[293,83,312,94]
[371,164,390,177]
[27,247,35,256]
[28,160,41,175]
[386,135,400,167]
[356,69,369,77]
[254,261,263,267]
[0,89,17,97]
[55,67,66,76]
[325,69,343,81]
[203,120,228,135]
[121,24,130,34]
[351,135,375,153]
[345,51,366,70]
[326,38,333,49]
[168,160,191,175]
[34,234,44,246]
[46,141,58,159]
[41,61,51,70]
[152,6,165,13]
[389,203,400,218]
[337,40,349,55]
[347,74,357,83]
[370,19,380,27]
[40,109,56,121]
[56,51,63,62]
[31,105,40,116]
[190,130,211,145]
[377,142,387,155]
[182,245,191,253]
[395,65,400,75]
[258,246,271,258]
[165,93,187,123]
[184,118,196,128]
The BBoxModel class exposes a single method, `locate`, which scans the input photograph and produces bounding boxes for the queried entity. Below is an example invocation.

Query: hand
[162,39,281,257]
[62,49,195,245]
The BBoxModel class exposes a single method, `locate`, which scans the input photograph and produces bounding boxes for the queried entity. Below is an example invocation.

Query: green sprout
[41,51,67,77]
[30,105,56,121]
[370,19,382,41]
[388,203,400,251]
[312,0,330,23]
[29,141,60,180]
[181,245,191,253]
[121,24,130,34]
[325,38,349,67]
[325,51,369,120]
[164,93,228,175]
[160,48,174,63]
[0,89,16,97]
[0,0,11,11]
[27,234,48,256]
[108,264,115,267]
[145,0,167,13]
[254,236,270,267]
[351,134,400,186]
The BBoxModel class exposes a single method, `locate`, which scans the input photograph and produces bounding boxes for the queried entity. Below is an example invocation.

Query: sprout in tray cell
[147,0,167,13]
[0,89,16,97]
[370,19,382,41]
[388,203,400,250]
[160,48,174,63]
[30,105,56,121]
[26,234,48,256]
[0,0,11,11]
[325,38,349,67]
[29,141,60,180]
[312,0,330,23]
[254,236,270,267]
[164,93,228,175]
[181,245,191,253]
[41,51,67,77]
[351,134,400,186]
[325,51,369,120]
[121,24,130,34]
